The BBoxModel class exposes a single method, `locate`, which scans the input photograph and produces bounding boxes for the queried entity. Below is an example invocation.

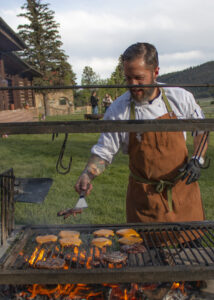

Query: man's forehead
[123,58,154,71]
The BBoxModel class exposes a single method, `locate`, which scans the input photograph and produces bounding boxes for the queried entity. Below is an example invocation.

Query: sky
[1,0,214,83]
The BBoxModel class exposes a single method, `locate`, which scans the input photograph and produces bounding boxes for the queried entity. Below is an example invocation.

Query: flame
[20,244,141,299]
[24,283,140,299]
[27,283,106,299]
[71,246,79,263]
[171,281,186,295]
[28,247,46,266]
[171,282,180,289]
[86,248,93,269]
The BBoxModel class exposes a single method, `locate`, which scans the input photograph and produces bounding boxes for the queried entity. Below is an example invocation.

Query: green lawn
[0,113,214,225]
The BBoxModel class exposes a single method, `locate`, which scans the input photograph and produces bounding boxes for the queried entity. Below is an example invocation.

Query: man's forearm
[82,154,109,180]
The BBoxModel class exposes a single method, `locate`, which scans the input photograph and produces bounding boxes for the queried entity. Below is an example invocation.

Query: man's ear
[154,67,160,77]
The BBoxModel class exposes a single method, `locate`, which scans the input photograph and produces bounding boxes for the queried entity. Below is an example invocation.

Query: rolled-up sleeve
[91,93,130,163]
[91,131,121,163]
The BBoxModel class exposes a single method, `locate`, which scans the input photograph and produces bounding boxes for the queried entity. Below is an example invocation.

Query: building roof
[0,17,27,52]
[3,52,42,78]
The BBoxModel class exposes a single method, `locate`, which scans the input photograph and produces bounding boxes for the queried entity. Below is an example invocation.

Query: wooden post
[0,54,9,111]
[13,75,21,109]
[43,92,50,116]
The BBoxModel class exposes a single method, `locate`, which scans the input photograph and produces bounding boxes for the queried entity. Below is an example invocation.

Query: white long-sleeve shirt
[91,87,204,163]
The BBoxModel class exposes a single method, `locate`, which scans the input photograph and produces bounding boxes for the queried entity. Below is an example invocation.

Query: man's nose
[128,78,139,85]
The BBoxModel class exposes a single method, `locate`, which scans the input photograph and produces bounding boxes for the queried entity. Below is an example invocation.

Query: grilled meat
[100,251,128,264]
[57,208,83,218]
[118,236,143,245]
[36,235,58,244]
[59,230,80,238]
[120,244,147,254]
[93,229,114,237]
[91,237,112,248]
[116,228,140,237]
[35,258,65,269]
[59,237,82,247]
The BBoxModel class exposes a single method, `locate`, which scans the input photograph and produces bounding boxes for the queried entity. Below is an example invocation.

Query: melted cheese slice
[93,229,114,237]
[118,236,143,245]
[116,228,140,237]
[36,235,58,244]
[59,230,80,238]
[59,237,82,247]
[91,237,112,248]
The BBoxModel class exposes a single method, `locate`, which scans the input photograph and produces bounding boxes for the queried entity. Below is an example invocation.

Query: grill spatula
[57,190,88,218]
[74,190,88,210]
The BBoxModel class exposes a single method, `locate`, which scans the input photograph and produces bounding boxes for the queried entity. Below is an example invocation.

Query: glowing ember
[171,282,180,289]
[15,283,140,299]
[170,281,187,296]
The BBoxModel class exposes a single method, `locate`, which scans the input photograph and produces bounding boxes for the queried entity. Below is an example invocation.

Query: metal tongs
[57,190,88,219]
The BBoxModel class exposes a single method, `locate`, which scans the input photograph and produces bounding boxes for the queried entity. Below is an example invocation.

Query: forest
[158,61,214,99]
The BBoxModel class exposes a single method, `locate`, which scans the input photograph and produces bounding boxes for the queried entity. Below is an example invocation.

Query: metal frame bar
[0,83,214,91]
[1,119,214,135]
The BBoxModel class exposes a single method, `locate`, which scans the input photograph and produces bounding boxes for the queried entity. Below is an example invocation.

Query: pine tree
[17,0,76,114]
[108,56,126,100]
[75,66,100,107]
[81,66,100,85]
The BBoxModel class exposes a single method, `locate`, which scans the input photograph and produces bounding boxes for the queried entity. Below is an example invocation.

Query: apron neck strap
[161,88,172,113]
[130,88,172,120]
[130,100,135,120]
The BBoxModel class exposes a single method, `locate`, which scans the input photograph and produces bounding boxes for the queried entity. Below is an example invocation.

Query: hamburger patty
[100,251,128,264]
[120,244,147,254]
[59,237,82,247]
[91,237,112,248]
[116,228,140,237]
[93,229,114,237]
[35,258,65,269]
[36,235,58,244]
[59,230,80,238]
[118,236,143,245]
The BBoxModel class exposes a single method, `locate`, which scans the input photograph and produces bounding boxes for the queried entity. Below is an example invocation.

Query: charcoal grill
[0,221,214,284]
[1,83,214,288]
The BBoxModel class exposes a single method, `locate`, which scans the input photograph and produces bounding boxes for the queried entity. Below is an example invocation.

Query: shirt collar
[130,90,162,107]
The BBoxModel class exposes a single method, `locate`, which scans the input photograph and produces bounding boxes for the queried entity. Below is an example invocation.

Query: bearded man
[75,42,207,225]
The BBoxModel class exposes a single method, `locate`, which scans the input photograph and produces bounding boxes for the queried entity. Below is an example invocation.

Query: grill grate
[1,222,214,284]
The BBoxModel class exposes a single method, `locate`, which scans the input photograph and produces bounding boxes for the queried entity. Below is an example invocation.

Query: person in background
[76,42,208,229]
[90,91,99,114]
[102,93,113,112]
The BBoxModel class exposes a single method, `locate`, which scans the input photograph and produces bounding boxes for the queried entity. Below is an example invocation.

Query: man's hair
[122,42,159,69]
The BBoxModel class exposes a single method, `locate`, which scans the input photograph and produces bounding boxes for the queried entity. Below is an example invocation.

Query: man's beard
[130,86,156,103]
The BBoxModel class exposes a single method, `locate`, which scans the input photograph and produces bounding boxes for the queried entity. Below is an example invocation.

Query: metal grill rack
[0,222,214,284]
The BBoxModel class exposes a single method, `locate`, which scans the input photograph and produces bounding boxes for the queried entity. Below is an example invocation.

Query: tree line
[158,61,214,99]
[17,0,126,112]
[17,0,213,114]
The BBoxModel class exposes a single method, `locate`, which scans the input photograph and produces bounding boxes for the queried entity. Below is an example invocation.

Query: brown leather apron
[126,89,205,229]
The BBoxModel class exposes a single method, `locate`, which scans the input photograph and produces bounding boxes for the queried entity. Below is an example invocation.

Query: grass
[0,113,214,226]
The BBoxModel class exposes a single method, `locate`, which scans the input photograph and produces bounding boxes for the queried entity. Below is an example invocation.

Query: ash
[164,289,214,300]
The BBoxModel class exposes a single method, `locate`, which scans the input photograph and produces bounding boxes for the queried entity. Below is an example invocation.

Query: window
[59,98,67,105]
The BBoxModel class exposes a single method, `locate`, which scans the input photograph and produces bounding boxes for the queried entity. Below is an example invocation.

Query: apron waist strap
[130,171,184,212]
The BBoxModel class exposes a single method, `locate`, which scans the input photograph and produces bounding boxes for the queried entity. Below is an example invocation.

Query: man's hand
[75,172,93,196]
[179,158,201,185]
[75,154,109,195]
